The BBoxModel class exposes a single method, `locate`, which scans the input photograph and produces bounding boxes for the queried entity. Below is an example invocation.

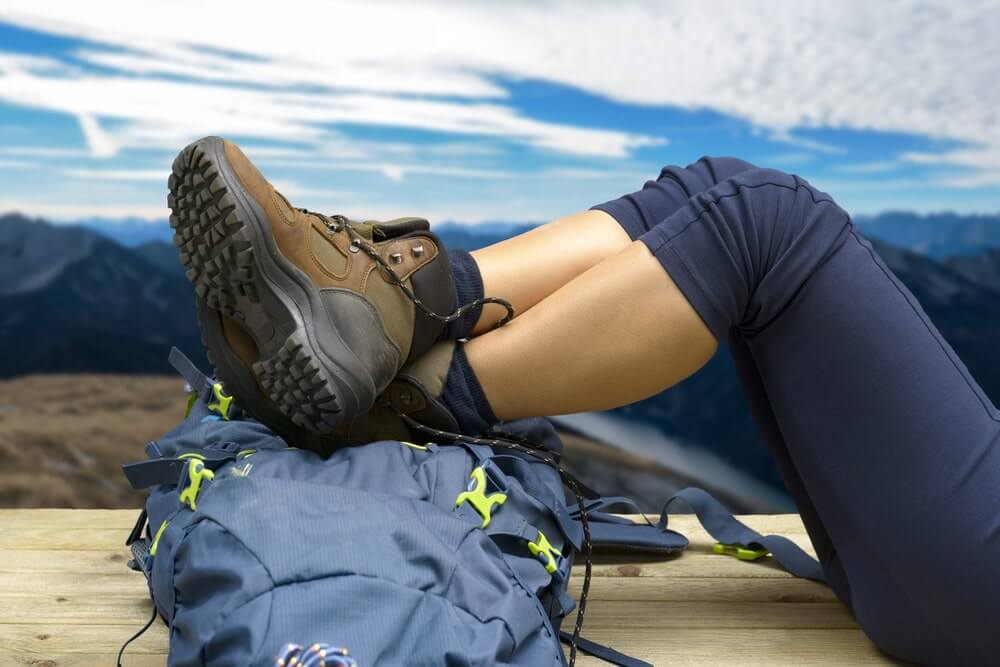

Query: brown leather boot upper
[221,140,456,383]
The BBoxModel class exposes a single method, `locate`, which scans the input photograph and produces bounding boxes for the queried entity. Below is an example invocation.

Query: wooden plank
[0,570,839,603]
[0,573,145,597]
[0,544,816,583]
[0,624,896,663]
[0,511,816,552]
[567,576,839,603]
[1,511,873,664]
[0,550,135,575]
[0,510,812,535]
[0,528,133,551]
[0,546,815,580]
[0,655,167,666]
[567,629,899,665]
[0,623,167,654]
[0,509,142,529]
[0,593,857,629]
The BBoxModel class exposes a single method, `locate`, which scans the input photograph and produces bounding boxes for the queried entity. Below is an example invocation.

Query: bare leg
[452,164,1000,664]
[468,241,718,419]
[466,157,761,336]
[470,210,631,335]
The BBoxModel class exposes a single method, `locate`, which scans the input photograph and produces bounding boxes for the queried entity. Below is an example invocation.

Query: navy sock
[440,343,496,434]
[441,249,484,340]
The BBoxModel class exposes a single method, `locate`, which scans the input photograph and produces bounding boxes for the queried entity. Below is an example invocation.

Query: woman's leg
[469,241,718,416]
[456,167,1000,664]
[468,211,631,335]
[465,157,758,335]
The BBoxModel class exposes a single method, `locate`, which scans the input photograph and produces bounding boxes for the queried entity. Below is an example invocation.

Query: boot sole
[168,137,375,433]
[196,300,344,455]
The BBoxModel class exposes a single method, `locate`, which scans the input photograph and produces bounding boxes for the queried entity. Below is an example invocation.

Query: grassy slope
[1,374,752,512]
[0,374,185,508]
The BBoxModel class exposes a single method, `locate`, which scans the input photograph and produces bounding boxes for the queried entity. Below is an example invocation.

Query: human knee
[687,166,853,334]
[721,166,851,253]
[666,156,759,183]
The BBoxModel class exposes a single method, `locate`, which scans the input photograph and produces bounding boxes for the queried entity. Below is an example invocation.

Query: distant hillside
[4,210,999,496]
[855,210,1000,259]
[617,235,1000,491]
[945,248,1000,293]
[69,210,1000,261]
[73,216,173,247]
[0,214,206,376]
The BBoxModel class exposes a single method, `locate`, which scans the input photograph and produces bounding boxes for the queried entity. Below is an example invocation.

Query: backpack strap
[169,346,212,396]
[660,487,827,583]
[168,346,237,421]
[568,496,689,554]
[559,631,653,667]
[122,451,239,489]
[452,445,586,549]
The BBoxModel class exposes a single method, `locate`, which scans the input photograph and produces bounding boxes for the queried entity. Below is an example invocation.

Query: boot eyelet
[349,240,361,253]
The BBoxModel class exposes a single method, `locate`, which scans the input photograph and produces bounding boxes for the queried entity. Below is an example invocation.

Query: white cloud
[0,146,91,157]
[61,168,165,181]
[767,130,847,156]
[253,157,517,181]
[835,161,901,174]
[0,158,39,168]
[0,0,997,216]
[0,66,663,158]
[0,198,168,219]
[77,114,116,157]
[2,1,996,153]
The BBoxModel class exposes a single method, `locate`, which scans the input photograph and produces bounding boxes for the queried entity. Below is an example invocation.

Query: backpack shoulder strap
[660,487,827,583]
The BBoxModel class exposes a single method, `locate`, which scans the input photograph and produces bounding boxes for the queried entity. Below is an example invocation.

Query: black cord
[392,410,593,666]
[308,209,592,661]
[117,599,158,667]
[311,212,516,329]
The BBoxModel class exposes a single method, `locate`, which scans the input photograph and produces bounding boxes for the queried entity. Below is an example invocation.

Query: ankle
[440,342,496,434]
[441,249,484,340]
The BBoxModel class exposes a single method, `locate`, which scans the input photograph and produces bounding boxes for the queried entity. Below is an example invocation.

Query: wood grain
[0,510,899,665]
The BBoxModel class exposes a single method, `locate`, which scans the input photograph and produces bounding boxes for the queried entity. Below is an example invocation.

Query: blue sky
[0,2,997,225]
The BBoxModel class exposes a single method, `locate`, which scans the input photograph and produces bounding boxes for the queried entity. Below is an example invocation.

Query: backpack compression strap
[558,632,653,667]
[660,487,827,583]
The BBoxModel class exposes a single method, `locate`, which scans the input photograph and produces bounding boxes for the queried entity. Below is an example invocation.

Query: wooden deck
[0,510,900,665]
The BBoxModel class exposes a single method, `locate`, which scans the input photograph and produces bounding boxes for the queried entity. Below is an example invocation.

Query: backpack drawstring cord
[392,410,593,667]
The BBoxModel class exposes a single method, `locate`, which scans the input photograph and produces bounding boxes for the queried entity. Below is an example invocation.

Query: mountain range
[0,213,205,376]
[3,210,999,494]
[853,211,1000,259]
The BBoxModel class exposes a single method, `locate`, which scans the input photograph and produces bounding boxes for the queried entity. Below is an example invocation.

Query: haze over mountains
[2,210,999,493]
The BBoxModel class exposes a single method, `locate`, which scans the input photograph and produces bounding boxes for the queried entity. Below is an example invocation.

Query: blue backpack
[120,350,826,666]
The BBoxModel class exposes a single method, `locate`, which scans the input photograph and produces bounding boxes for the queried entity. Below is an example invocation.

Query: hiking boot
[335,341,463,445]
[169,136,458,434]
[198,296,459,452]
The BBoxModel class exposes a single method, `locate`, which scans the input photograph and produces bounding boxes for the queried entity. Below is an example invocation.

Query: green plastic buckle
[528,530,561,574]
[455,467,507,529]
[178,458,215,511]
[149,520,169,556]
[183,391,198,419]
[207,382,234,420]
[712,542,770,561]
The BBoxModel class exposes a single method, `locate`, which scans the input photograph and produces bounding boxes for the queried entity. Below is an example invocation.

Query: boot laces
[301,208,515,330]
[302,208,591,660]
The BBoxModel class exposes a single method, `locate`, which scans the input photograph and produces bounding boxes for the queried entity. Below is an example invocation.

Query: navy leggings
[594,159,1000,666]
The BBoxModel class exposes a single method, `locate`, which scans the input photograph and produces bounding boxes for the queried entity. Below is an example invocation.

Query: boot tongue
[367,216,430,241]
